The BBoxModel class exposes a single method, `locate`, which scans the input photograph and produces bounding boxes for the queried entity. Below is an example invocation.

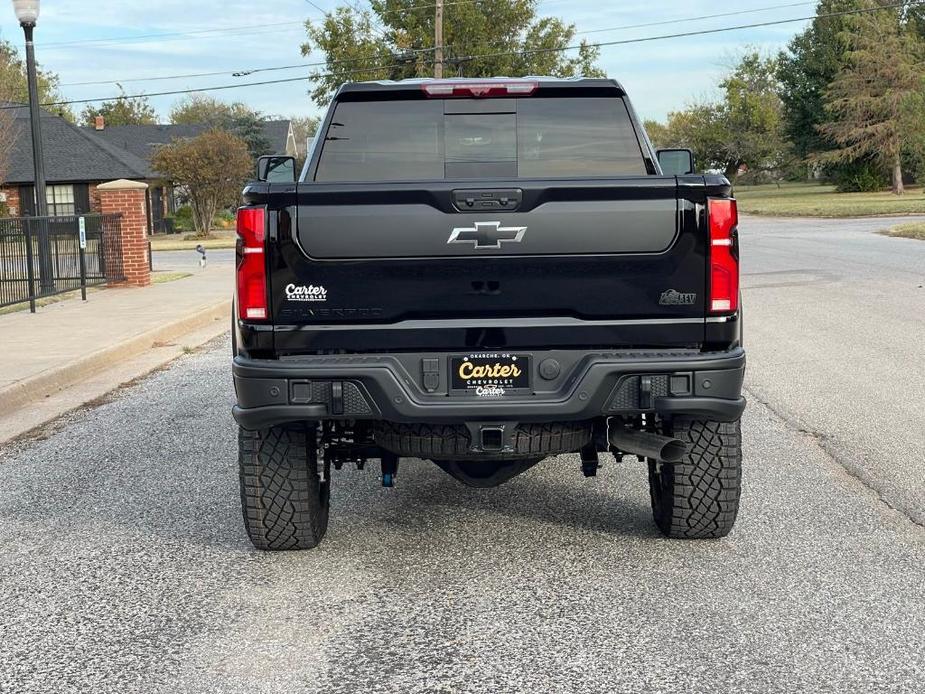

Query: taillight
[422,80,538,98]
[236,207,267,321]
[708,197,739,314]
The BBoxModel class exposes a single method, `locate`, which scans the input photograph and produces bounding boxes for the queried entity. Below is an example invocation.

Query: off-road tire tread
[239,425,329,550]
[373,421,590,459]
[648,418,742,539]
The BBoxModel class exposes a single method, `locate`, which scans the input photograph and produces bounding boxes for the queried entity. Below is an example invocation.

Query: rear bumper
[232,347,746,430]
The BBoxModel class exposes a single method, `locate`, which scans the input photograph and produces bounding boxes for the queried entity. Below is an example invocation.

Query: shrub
[170,205,195,231]
[213,209,235,230]
[830,160,888,193]
[168,205,237,233]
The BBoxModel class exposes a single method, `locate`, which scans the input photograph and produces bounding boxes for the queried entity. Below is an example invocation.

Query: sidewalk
[0,264,232,442]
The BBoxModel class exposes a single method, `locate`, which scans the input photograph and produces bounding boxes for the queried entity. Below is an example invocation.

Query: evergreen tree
[816,6,925,194]
[776,0,862,161]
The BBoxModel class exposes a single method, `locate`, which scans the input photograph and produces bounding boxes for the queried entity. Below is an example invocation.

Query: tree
[290,115,321,171]
[290,116,321,157]
[301,0,603,106]
[816,6,925,194]
[81,90,158,127]
[151,130,253,236]
[230,110,272,161]
[645,52,787,178]
[643,119,669,150]
[0,39,73,121]
[717,52,788,178]
[647,104,730,174]
[776,0,862,162]
[169,94,272,160]
[169,94,245,126]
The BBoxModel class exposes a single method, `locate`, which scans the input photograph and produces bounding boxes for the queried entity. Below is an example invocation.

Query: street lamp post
[12,0,54,293]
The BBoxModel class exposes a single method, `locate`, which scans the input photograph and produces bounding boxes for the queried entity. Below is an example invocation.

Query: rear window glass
[314,97,647,181]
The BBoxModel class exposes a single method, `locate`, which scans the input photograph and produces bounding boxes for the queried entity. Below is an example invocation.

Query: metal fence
[0,214,124,312]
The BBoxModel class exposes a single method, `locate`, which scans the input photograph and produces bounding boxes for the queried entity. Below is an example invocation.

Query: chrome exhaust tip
[608,428,688,463]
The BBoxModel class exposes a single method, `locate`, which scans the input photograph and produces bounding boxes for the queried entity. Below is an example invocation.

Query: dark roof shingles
[1,103,292,185]
[2,102,151,185]
[89,121,293,163]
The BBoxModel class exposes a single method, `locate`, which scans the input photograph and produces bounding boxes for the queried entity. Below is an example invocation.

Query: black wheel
[647,418,742,539]
[238,424,329,550]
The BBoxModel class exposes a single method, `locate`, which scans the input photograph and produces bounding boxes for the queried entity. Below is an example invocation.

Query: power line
[447,1,911,65]
[575,1,817,36]
[304,0,390,41]
[332,0,497,13]
[42,20,307,48]
[60,46,439,88]
[4,60,415,110]
[62,63,311,88]
[9,1,909,111]
[60,0,822,88]
[304,0,329,15]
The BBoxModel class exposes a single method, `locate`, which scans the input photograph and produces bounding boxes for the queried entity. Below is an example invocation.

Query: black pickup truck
[233,77,745,550]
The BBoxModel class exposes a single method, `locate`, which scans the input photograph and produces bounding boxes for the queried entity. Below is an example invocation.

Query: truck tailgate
[271,178,706,334]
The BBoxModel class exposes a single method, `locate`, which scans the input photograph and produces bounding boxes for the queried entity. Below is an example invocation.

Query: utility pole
[434,0,444,78]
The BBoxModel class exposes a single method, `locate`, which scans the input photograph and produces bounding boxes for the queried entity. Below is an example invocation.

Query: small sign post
[78,217,88,300]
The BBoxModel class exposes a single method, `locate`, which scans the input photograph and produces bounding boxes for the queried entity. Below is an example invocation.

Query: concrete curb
[0,299,231,419]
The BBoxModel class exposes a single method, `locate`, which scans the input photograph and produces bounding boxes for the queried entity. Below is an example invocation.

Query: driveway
[1,215,923,693]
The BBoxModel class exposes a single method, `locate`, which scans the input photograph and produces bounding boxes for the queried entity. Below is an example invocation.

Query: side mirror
[656,148,695,176]
[257,155,297,183]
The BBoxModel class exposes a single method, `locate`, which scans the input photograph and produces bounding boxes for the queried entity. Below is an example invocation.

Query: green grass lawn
[735,182,925,217]
[151,271,193,284]
[881,221,925,240]
[149,229,236,252]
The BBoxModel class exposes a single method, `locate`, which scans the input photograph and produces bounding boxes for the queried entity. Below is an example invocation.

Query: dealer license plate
[450,353,530,395]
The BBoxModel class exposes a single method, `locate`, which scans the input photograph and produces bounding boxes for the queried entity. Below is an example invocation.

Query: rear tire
[647,418,742,539]
[238,424,329,550]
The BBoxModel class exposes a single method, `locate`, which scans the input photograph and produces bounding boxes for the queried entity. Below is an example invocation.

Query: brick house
[88,119,298,232]
[1,102,296,232]
[0,102,153,223]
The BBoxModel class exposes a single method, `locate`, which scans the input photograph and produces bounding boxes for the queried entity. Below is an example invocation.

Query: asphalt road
[739,214,925,525]
[152,248,235,272]
[2,216,924,693]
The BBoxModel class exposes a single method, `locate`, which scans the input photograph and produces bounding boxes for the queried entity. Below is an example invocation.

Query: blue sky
[0,0,814,122]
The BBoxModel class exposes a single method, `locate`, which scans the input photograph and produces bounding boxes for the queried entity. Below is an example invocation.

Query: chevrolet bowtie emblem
[447,221,527,249]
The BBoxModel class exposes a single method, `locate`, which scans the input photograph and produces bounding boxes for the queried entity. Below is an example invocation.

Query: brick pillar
[0,186,21,216]
[97,179,150,287]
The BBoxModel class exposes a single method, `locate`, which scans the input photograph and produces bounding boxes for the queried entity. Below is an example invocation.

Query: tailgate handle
[452,188,522,212]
